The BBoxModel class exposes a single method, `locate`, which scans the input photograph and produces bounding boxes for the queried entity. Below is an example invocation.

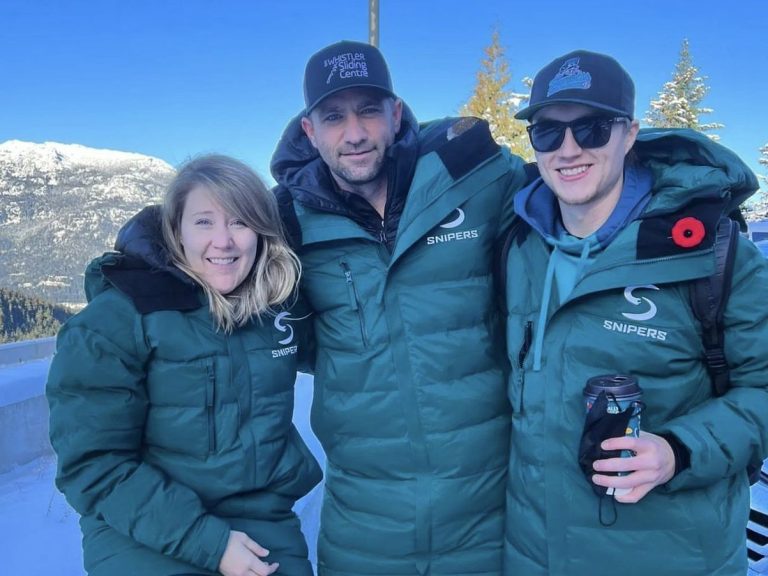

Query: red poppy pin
[671,217,706,248]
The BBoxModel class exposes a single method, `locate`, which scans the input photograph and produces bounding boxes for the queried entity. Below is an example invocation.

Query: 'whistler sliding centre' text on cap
[303,40,395,113]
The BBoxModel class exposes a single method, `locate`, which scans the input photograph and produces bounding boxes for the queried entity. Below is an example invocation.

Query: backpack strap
[689,216,739,397]
[689,216,761,485]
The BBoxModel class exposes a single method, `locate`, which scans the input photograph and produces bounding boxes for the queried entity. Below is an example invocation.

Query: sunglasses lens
[529,123,566,152]
[572,118,613,149]
[528,118,621,152]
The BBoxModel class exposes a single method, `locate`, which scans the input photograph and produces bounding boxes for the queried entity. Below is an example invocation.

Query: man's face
[532,103,638,217]
[301,87,403,192]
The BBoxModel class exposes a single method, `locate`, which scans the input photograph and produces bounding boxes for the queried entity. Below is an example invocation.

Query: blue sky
[1,0,765,185]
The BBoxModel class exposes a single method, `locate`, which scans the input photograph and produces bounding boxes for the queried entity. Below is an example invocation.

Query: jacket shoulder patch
[636,199,721,260]
[420,117,500,181]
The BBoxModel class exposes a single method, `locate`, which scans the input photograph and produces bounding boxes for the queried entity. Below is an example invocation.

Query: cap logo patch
[547,57,592,96]
[324,51,369,84]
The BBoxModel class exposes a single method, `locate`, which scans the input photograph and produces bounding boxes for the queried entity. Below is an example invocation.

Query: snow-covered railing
[0,336,56,367]
[0,339,56,474]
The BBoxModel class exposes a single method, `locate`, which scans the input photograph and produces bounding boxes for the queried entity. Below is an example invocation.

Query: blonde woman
[47,155,321,576]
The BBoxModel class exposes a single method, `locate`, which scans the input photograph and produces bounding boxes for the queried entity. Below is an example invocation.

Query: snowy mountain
[0,140,175,304]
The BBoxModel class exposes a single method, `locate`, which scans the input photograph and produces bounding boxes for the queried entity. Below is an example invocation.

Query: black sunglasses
[526,116,630,153]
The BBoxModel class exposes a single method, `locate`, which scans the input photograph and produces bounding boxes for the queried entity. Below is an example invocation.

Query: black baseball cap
[303,40,395,113]
[516,50,635,120]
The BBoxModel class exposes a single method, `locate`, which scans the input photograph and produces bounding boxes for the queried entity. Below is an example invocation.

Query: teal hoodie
[514,164,653,369]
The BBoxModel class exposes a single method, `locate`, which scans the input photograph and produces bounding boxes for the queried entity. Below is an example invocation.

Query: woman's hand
[218,531,279,576]
[591,431,676,503]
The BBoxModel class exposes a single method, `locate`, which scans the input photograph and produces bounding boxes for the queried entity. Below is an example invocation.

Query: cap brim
[515,98,631,120]
[305,85,396,114]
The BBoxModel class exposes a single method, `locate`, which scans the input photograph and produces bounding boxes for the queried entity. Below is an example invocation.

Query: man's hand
[591,431,676,503]
[218,530,279,576]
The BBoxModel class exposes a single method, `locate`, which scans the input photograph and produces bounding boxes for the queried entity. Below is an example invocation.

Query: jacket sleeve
[659,237,768,490]
[46,295,230,572]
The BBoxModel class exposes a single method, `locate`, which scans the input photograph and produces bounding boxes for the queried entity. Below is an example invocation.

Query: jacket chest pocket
[204,361,216,454]
[144,357,220,458]
[507,313,533,413]
[339,260,369,348]
[302,258,374,351]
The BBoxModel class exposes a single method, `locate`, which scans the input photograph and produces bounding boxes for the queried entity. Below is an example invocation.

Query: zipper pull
[338,261,368,347]
[340,262,359,311]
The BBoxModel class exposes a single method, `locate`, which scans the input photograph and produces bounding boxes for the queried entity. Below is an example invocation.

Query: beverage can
[583,374,643,497]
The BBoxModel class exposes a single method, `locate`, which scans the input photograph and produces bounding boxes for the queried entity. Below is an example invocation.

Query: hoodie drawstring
[533,240,593,371]
[533,246,558,371]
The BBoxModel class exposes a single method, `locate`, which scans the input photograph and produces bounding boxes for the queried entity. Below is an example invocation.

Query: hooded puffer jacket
[47,207,322,576]
[271,110,528,575]
[502,129,768,576]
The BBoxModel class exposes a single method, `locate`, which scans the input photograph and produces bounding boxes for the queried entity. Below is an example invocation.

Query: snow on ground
[0,455,85,576]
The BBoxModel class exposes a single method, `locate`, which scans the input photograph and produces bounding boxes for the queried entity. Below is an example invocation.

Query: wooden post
[369,0,379,47]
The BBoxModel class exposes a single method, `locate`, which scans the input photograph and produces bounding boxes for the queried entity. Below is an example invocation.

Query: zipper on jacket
[379,219,387,244]
[340,261,369,347]
[518,321,532,370]
[517,321,532,400]
[205,362,216,454]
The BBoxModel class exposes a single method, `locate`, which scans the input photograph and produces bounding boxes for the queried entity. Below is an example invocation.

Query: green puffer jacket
[47,212,322,576]
[272,113,528,575]
[502,129,768,576]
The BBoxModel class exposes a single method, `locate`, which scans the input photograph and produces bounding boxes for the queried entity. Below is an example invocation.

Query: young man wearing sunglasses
[501,50,768,576]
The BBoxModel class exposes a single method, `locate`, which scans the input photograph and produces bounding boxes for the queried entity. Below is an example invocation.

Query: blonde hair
[162,155,300,332]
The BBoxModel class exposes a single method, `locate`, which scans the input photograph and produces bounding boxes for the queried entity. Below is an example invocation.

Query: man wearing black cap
[271,40,528,575]
[501,49,768,575]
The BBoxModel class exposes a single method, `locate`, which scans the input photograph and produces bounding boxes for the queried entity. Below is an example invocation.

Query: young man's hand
[591,431,676,503]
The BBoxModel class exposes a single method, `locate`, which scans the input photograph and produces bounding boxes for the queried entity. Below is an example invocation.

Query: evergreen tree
[645,39,724,140]
[760,143,768,185]
[0,286,72,343]
[461,30,533,161]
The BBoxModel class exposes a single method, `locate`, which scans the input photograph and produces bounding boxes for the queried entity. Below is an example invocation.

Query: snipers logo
[324,52,368,84]
[272,312,305,358]
[439,208,465,229]
[426,209,479,245]
[274,312,296,345]
[621,285,659,321]
[603,285,667,341]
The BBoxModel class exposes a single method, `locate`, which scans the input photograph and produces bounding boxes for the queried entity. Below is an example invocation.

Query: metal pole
[369,0,379,47]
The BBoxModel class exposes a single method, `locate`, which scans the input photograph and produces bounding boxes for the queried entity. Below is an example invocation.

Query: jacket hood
[515,164,653,253]
[634,128,759,215]
[84,206,200,312]
[270,103,420,196]
[114,205,176,271]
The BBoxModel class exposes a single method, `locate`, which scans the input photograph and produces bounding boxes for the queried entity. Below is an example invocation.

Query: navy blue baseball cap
[516,50,635,120]
[303,40,395,113]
